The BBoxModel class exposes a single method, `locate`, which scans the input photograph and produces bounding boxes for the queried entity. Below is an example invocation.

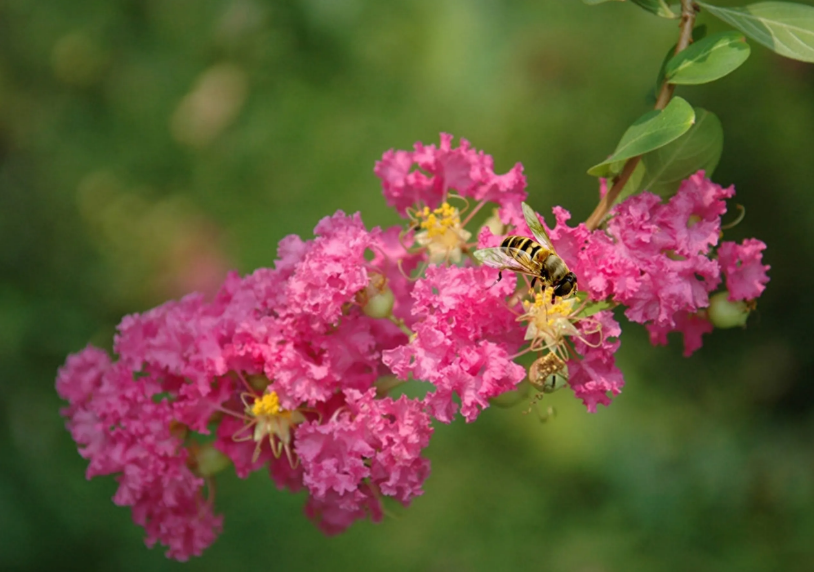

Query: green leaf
[654,26,711,94]
[631,0,678,18]
[698,1,814,63]
[582,0,623,4]
[588,97,696,178]
[638,109,723,197]
[575,297,615,319]
[665,31,751,84]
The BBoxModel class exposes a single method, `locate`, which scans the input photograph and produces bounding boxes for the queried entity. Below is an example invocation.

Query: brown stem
[585,0,699,230]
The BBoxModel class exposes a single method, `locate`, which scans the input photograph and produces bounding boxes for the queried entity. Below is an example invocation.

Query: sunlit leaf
[637,108,724,197]
[588,97,696,177]
[665,31,751,84]
[631,0,678,18]
[698,1,814,63]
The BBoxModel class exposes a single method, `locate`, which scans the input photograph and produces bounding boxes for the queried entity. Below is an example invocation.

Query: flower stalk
[585,0,699,230]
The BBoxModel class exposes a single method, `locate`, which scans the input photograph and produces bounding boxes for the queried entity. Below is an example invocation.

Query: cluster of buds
[56,134,769,559]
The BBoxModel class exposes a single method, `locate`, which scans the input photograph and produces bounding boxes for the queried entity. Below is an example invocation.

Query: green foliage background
[1,1,813,570]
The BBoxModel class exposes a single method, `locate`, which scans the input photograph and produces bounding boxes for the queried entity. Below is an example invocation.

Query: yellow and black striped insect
[474,202,577,301]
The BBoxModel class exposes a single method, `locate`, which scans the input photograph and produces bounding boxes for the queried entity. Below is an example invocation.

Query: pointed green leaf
[665,31,751,84]
[698,1,814,63]
[638,109,723,197]
[631,0,678,18]
[588,97,696,177]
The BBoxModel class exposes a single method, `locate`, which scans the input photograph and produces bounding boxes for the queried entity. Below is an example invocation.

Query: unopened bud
[708,291,752,329]
[362,286,395,318]
[188,442,231,477]
[358,273,395,318]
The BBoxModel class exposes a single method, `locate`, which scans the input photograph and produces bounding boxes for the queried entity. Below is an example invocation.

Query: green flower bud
[362,286,395,319]
[708,291,752,329]
[190,442,231,477]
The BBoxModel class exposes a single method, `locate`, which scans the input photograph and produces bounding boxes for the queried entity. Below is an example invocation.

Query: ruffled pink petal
[718,239,770,301]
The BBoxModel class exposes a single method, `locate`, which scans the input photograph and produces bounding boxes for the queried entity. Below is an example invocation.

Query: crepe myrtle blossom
[57,210,433,559]
[532,171,770,356]
[57,135,769,560]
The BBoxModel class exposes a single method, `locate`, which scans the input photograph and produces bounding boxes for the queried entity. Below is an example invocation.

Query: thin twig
[585,0,699,230]
[388,315,414,338]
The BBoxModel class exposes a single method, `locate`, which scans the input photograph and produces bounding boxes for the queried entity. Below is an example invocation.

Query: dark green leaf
[588,97,696,177]
[632,0,678,18]
[638,109,724,197]
[665,31,751,84]
[698,1,814,63]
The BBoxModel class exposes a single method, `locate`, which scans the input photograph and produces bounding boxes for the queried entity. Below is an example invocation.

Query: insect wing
[473,247,532,274]
[521,202,554,249]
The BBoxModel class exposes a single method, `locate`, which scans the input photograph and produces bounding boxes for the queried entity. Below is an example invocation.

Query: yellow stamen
[418,202,462,238]
[251,391,281,417]
[413,201,471,263]
[235,390,306,467]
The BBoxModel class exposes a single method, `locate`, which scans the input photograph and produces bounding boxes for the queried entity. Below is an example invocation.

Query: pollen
[414,201,471,263]
[524,290,571,319]
[251,391,282,417]
[419,202,462,238]
[237,390,306,467]
[548,300,573,323]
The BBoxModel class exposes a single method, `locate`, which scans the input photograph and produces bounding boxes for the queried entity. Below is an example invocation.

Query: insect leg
[497,271,503,283]
[530,277,537,289]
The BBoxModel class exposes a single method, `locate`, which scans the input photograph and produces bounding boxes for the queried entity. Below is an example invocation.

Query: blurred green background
[2,0,813,570]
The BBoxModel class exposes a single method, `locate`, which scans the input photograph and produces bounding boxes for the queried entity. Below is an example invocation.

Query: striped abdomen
[500,235,547,275]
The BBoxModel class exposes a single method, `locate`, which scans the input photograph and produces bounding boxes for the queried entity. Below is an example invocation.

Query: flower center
[251,391,281,416]
[240,390,306,466]
[414,202,471,263]
[419,202,462,238]
[520,289,580,350]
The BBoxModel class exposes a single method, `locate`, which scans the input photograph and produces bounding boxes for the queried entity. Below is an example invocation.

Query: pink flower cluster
[375,132,527,216]
[57,134,769,559]
[57,347,223,560]
[58,210,437,559]
[541,171,770,356]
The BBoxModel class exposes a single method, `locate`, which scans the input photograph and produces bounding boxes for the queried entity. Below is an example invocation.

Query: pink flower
[304,488,383,536]
[375,133,527,216]
[544,174,726,328]
[383,266,526,422]
[368,225,422,325]
[56,348,223,560]
[535,171,768,357]
[296,389,432,533]
[718,239,770,300]
[284,211,377,325]
[647,311,714,357]
[660,171,733,256]
[567,311,625,413]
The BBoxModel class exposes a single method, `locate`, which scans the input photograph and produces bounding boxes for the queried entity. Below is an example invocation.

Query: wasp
[473,202,577,300]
